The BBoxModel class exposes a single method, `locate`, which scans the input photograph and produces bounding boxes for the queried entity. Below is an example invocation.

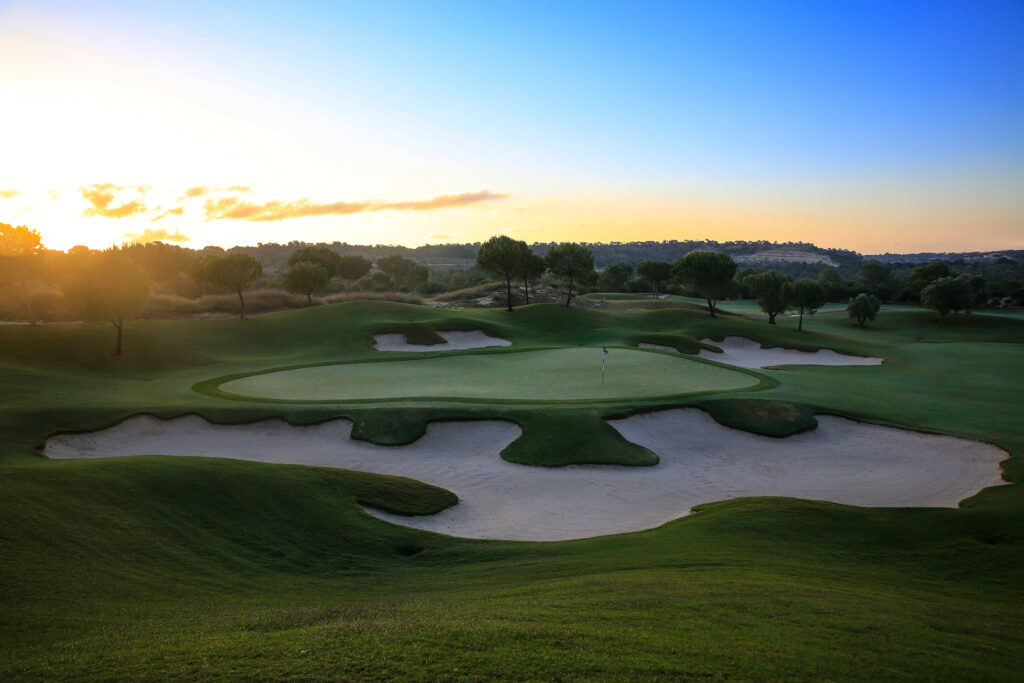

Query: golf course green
[215,347,760,403]
[2,299,1022,680]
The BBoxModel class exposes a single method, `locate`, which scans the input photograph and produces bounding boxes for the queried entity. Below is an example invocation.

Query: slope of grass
[1,299,1023,679]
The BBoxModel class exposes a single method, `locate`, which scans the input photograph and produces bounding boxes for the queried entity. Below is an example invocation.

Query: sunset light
[2,2,1020,252]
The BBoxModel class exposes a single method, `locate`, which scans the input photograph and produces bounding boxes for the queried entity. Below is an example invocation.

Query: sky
[0,0,1021,253]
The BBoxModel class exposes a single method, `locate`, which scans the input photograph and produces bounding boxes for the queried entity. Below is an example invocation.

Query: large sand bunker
[697,336,883,368]
[44,411,1005,541]
[374,330,511,351]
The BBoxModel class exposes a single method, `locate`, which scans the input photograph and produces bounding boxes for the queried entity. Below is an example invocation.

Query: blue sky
[1,0,1021,250]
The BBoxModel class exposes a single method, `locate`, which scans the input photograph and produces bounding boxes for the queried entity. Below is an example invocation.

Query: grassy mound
[1,299,1023,679]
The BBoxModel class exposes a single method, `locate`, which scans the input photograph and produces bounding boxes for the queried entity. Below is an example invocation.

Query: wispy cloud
[122,228,190,244]
[80,184,150,218]
[152,207,185,221]
[203,190,507,221]
[0,189,21,199]
[181,185,251,199]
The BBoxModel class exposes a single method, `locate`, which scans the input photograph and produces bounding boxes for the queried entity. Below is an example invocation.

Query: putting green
[215,348,761,403]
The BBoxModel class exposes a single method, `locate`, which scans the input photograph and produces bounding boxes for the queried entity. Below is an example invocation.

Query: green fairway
[2,300,1023,680]
[215,347,761,403]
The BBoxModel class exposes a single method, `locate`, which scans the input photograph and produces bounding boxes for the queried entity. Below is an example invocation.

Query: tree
[598,261,633,292]
[817,267,848,301]
[336,254,372,291]
[0,223,45,324]
[743,271,791,324]
[636,260,672,298]
[477,235,528,312]
[63,252,151,355]
[787,278,828,331]
[858,260,896,300]
[378,254,428,292]
[673,251,737,317]
[517,250,546,305]
[847,293,881,328]
[206,252,263,319]
[283,263,329,305]
[899,260,950,302]
[921,275,971,322]
[959,273,987,313]
[545,242,596,306]
[288,245,342,277]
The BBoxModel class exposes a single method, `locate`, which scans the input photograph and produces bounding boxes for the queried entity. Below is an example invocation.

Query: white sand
[373,330,511,352]
[44,410,1005,542]
[698,336,883,368]
[638,343,679,353]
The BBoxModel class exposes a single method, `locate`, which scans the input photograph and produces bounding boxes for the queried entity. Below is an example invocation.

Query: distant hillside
[865,250,1024,264]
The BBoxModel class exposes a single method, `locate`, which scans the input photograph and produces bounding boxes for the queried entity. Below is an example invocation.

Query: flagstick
[601,355,606,384]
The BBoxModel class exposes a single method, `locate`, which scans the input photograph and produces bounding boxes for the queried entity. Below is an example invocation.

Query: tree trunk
[798,306,805,331]
[706,297,716,318]
[505,277,513,312]
[652,281,658,299]
[858,317,865,328]
[524,279,530,305]
[565,275,574,306]
[19,281,35,326]
[238,290,246,319]
[768,312,777,324]
[112,318,123,356]
[306,293,312,306]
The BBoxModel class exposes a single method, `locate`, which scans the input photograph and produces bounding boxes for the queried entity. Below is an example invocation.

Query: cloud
[0,189,21,199]
[203,190,507,221]
[373,190,508,211]
[122,228,190,244]
[152,206,185,221]
[183,185,216,197]
[428,234,451,239]
[181,185,251,199]
[46,189,60,201]
[80,183,150,218]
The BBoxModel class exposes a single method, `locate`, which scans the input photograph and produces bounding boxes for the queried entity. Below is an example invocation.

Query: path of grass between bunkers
[1,299,1023,680]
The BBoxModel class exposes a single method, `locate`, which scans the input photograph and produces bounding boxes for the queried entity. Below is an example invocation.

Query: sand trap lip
[374,330,511,351]
[43,411,1005,542]
[698,336,883,368]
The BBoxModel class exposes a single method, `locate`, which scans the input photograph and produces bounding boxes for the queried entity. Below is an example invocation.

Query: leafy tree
[63,252,151,355]
[336,254,372,291]
[283,263,329,305]
[673,251,738,317]
[743,271,791,324]
[817,267,848,301]
[545,242,596,306]
[858,260,896,300]
[847,293,881,327]
[958,273,987,313]
[477,235,529,312]
[206,252,263,319]
[787,278,828,331]
[636,260,672,298]
[289,245,342,277]
[517,250,546,305]
[0,223,45,324]
[899,260,950,302]
[378,254,428,292]
[921,275,971,323]
[598,261,633,292]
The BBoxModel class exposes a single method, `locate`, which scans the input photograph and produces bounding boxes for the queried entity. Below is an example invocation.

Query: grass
[1,298,1023,679]
[211,347,762,403]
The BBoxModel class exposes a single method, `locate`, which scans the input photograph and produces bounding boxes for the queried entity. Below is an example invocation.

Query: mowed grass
[216,347,761,403]
[1,299,1023,680]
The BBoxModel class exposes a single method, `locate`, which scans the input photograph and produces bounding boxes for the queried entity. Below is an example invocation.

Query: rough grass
[1,299,1023,680]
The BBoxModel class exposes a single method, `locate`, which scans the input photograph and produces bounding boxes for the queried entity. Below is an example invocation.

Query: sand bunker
[698,336,882,368]
[44,411,1005,542]
[373,330,511,351]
